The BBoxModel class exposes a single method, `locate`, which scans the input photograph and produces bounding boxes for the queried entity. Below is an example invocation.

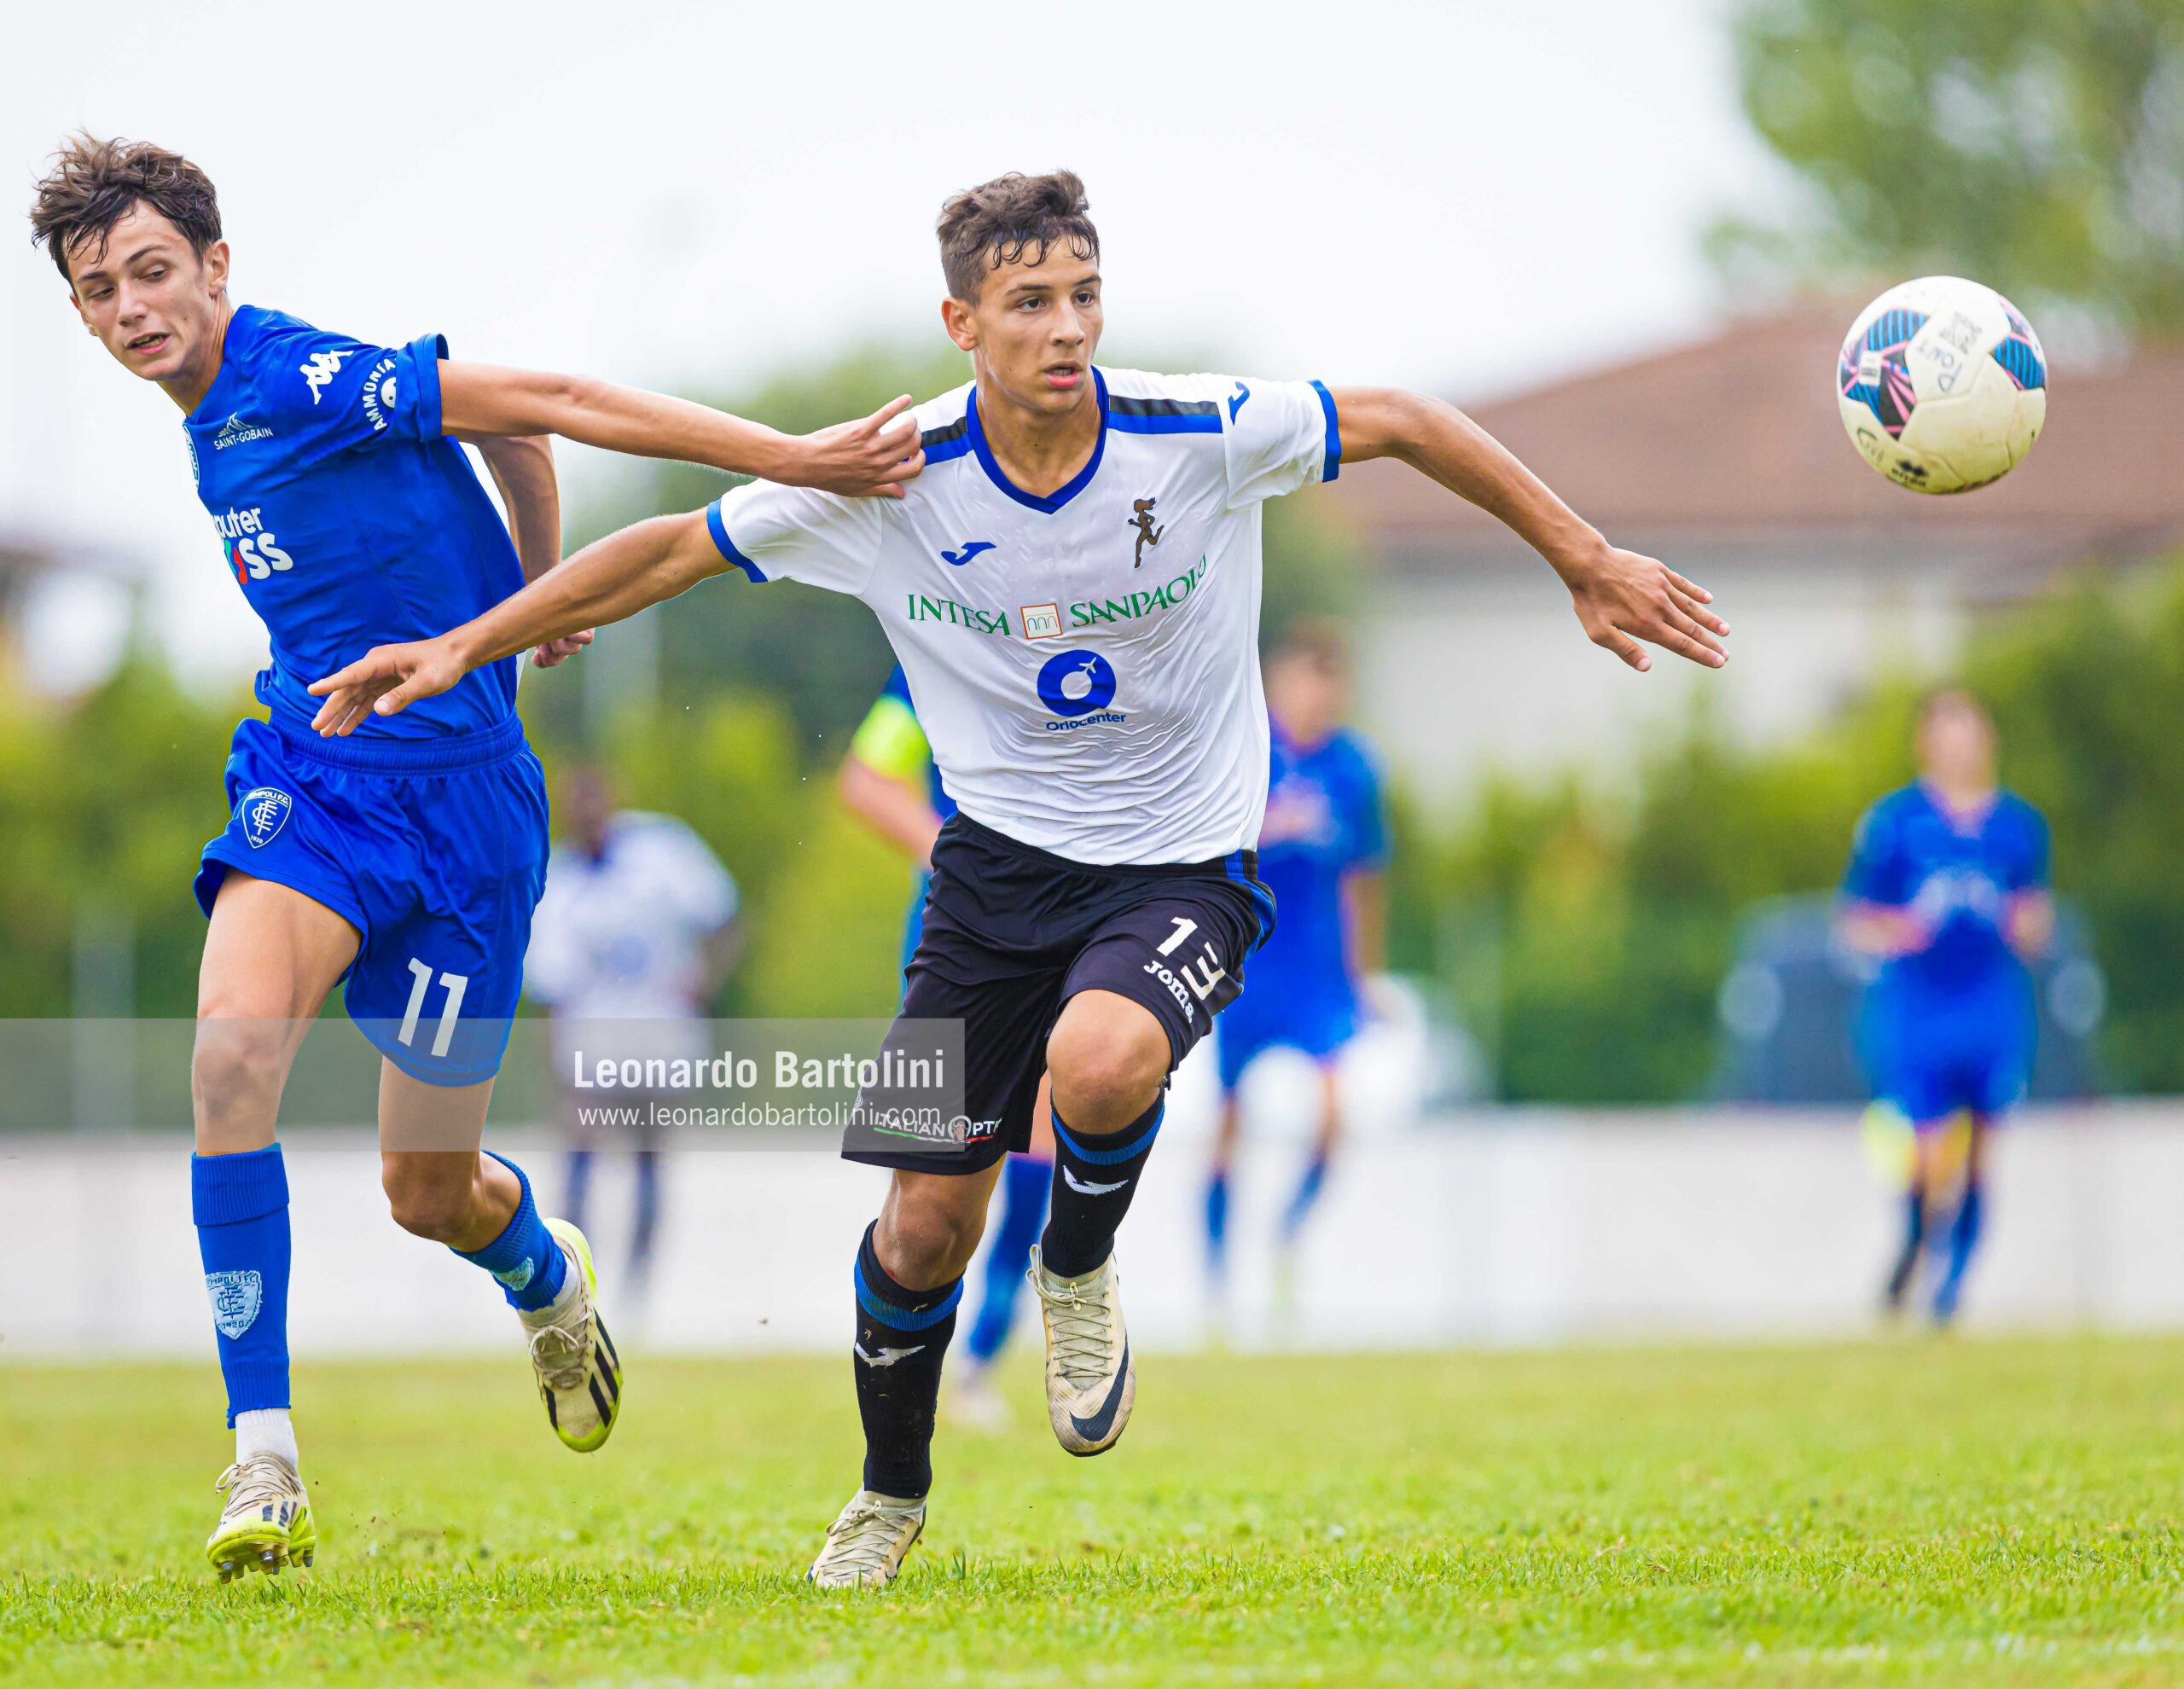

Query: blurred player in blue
[526,764,741,1313]
[1204,623,1387,1309]
[30,134,918,1579]
[839,665,1054,1431]
[1838,688,2052,1326]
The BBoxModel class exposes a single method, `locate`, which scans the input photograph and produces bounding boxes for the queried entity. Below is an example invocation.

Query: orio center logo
[1037,649,1118,717]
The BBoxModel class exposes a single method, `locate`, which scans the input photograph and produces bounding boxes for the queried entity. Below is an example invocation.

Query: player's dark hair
[27,134,222,286]
[937,171,1099,303]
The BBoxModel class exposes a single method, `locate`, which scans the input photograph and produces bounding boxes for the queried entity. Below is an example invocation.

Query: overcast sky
[0,0,1781,688]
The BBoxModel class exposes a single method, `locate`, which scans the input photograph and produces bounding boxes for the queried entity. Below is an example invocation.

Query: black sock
[851,1222,961,1500]
[1041,1100,1164,1278]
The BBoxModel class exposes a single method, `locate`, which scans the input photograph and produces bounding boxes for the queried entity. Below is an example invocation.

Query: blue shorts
[1886,1045,2029,1128]
[1216,980,1358,1095]
[194,714,549,1087]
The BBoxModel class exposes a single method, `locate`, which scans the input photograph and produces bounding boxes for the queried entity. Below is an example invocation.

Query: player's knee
[1047,1008,1168,1133]
[380,1156,476,1243]
[877,1178,989,1287]
[189,1020,290,1117]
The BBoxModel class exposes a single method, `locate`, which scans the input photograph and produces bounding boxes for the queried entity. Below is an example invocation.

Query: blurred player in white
[1205,622,1387,1318]
[311,169,1731,1588]
[526,764,739,1309]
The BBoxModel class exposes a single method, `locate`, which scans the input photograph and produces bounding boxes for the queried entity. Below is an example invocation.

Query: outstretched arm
[308,509,721,735]
[439,366,922,498]
[458,432,593,670]
[1333,389,1728,671]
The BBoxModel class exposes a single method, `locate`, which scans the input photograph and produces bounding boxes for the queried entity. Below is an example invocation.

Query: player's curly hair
[27,133,222,286]
[936,171,1099,303]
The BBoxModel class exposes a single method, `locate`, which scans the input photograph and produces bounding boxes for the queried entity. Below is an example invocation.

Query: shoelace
[1037,1273,1117,1386]
[822,1505,915,1581]
[214,1454,297,1518]
[528,1320,591,1396]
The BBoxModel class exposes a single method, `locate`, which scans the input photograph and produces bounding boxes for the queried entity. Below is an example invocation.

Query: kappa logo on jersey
[204,1269,264,1339]
[239,786,294,849]
[1228,380,1252,421]
[299,347,351,403]
[940,540,996,567]
[1037,649,1120,722]
[1128,496,1165,568]
[212,412,274,451]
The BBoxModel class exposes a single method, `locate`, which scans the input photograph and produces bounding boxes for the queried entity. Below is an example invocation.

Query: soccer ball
[1836,276,2047,494]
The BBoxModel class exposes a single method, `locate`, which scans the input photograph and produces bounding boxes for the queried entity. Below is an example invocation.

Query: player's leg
[194,870,358,1580]
[953,1071,1055,1431]
[1932,1036,2017,1324]
[1205,1034,1252,1299]
[1281,1059,1345,1250]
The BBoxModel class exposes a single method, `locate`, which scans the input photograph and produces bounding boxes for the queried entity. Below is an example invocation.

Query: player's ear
[200,239,230,294]
[940,296,978,355]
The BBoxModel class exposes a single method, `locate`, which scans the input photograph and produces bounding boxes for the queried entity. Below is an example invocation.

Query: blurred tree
[1718,0,2184,334]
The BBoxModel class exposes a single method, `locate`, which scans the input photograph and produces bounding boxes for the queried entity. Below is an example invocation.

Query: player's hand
[532,630,593,669]
[306,637,470,735]
[1561,543,1728,672]
[777,395,925,498]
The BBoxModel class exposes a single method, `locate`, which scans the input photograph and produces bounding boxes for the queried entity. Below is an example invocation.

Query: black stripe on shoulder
[1108,395,1221,420]
[920,416,969,449]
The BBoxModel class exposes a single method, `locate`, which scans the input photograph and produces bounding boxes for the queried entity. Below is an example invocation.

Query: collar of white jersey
[963,369,1111,515]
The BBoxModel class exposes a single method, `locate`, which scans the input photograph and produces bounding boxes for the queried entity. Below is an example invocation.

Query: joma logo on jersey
[299,348,351,404]
[212,507,296,583]
[1071,557,1207,630]
[904,593,1011,636]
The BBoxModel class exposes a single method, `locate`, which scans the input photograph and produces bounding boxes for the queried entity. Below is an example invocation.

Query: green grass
[4,1337,2184,1686]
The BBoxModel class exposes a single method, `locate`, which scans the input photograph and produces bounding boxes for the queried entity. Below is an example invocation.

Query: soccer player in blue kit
[30,135,918,1579]
[311,170,1731,1587]
[840,665,1056,1430]
[1839,688,2053,1326]
[1204,622,1387,1307]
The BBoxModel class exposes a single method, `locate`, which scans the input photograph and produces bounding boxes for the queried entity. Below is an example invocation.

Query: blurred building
[1330,301,2184,808]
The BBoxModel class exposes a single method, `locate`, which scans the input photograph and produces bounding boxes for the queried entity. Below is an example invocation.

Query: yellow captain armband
[849,694,932,785]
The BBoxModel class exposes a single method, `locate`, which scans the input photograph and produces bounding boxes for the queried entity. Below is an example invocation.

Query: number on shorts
[399,959,470,1059]
[1157,916,1199,957]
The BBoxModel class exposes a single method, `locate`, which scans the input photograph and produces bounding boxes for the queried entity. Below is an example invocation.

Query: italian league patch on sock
[205,1269,264,1339]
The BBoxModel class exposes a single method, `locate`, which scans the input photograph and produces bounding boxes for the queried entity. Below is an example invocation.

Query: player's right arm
[837,679,945,866]
[307,509,723,734]
[439,366,922,497]
[1837,799,1933,959]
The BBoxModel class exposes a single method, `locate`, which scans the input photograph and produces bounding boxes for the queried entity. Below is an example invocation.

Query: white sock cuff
[235,1407,299,1469]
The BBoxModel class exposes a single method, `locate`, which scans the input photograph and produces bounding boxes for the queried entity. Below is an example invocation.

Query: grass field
[4,1337,2183,1686]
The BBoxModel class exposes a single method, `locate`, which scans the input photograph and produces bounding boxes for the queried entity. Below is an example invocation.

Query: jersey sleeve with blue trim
[252,322,445,464]
[706,479,883,595]
[1201,374,1341,508]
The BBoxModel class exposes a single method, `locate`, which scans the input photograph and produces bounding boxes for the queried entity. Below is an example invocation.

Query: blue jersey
[183,305,526,740]
[1843,781,2048,1016]
[1249,723,1386,1002]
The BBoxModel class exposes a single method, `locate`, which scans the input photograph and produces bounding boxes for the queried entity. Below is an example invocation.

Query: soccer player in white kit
[526,764,740,1305]
[310,171,1731,1587]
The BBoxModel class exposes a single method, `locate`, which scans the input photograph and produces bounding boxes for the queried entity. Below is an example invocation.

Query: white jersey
[525,811,738,1023]
[708,369,1340,865]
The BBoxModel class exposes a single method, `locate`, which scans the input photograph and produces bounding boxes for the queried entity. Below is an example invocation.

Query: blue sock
[1936,1179,1984,1316]
[564,1146,595,1235]
[1205,1167,1231,1282]
[966,1154,1051,1365]
[455,1152,567,1312]
[1281,1149,1332,1244]
[193,1146,293,1429]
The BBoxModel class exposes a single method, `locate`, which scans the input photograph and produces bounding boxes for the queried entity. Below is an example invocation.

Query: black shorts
[845,813,1275,1175]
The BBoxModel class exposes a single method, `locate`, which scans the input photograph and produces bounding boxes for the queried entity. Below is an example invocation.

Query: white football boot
[206,1452,315,1581]
[807,1489,926,1589]
[520,1219,623,1452]
[1027,1245,1136,1456]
